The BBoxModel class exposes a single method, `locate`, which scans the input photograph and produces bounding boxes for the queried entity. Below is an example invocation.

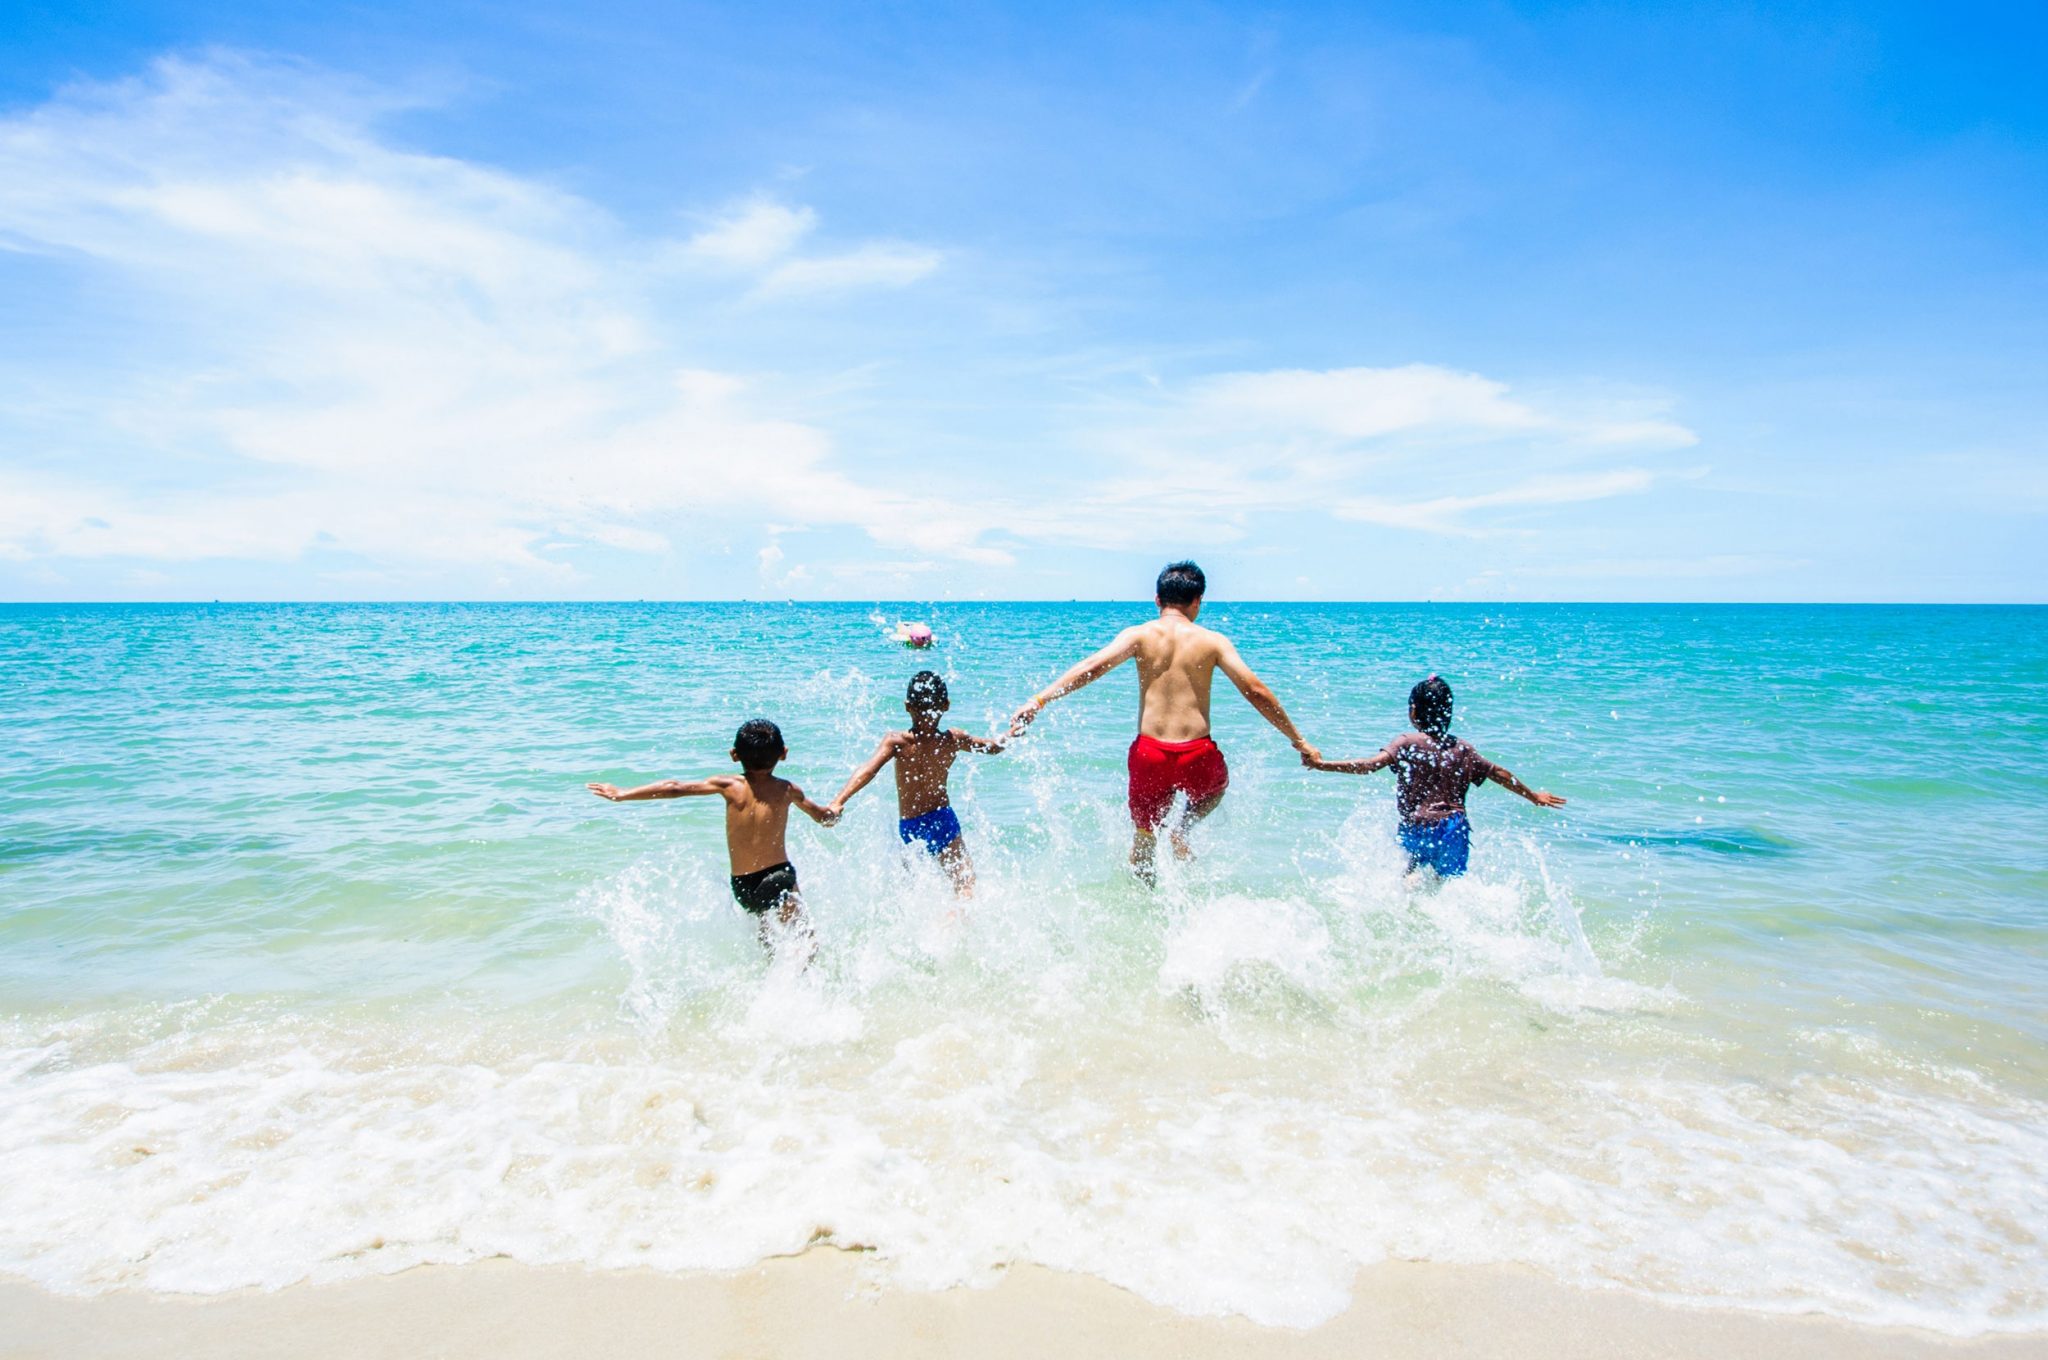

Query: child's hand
[822,801,844,826]
[1531,790,1567,808]
[586,783,623,801]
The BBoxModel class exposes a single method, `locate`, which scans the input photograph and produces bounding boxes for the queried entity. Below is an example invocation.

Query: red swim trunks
[1127,734,1229,829]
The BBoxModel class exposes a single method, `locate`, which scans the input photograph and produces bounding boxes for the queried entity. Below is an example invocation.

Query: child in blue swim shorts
[1304,676,1567,879]
[828,672,1007,898]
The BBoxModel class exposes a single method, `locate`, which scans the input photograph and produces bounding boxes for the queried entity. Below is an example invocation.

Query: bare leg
[1169,790,1226,862]
[936,837,975,899]
[760,891,816,966]
[1129,827,1159,886]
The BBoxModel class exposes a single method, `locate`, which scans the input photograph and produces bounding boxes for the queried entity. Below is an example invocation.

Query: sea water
[0,602,2042,1331]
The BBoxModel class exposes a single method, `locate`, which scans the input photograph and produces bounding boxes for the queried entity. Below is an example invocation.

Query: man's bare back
[1127,612,1232,741]
[1009,561,1319,880]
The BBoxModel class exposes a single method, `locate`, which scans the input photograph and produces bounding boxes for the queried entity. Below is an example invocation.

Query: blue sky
[1,1,2043,601]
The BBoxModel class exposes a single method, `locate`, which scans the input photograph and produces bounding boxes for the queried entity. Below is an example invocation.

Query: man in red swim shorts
[1010,561,1321,883]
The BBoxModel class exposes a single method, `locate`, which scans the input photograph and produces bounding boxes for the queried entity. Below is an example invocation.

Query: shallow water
[1,602,2043,1330]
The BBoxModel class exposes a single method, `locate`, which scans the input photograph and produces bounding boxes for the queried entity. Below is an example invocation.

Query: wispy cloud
[1336,469,1656,535]
[755,242,943,298]
[1189,364,1695,449]
[1046,363,1695,540]
[674,194,941,298]
[682,197,817,268]
[1505,552,1808,580]
[0,53,1699,589]
[0,55,970,577]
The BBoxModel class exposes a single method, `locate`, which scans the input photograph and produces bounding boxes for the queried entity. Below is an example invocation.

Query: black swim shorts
[729,861,799,914]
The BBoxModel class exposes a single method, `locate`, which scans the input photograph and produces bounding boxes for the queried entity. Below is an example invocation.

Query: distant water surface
[0,603,2042,1330]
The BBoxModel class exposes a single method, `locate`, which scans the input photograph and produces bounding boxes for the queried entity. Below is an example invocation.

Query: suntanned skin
[1304,703,1568,811]
[829,700,1004,898]
[587,748,837,943]
[1009,595,1322,880]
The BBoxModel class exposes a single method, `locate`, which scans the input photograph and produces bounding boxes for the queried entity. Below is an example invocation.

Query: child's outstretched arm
[790,783,840,826]
[827,736,899,815]
[587,776,731,802]
[950,730,1007,755]
[1486,763,1567,808]
[1303,750,1395,774]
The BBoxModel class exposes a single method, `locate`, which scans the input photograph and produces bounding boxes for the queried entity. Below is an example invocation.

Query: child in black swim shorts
[588,719,839,953]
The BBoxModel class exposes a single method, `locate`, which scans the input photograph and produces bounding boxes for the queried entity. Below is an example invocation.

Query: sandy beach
[5,1252,2044,1360]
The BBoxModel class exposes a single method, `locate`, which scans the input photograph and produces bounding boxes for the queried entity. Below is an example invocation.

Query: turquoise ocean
[1,602,2043,1331]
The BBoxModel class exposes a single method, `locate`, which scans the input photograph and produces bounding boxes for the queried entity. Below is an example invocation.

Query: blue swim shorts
[1398,812,1471,877]
[899,804,963,855]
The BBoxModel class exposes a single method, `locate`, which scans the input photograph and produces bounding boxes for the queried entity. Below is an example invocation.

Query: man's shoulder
[1133,616,1228,648]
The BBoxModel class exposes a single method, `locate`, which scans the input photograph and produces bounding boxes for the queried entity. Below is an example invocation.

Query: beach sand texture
[7,1253,2048,1360]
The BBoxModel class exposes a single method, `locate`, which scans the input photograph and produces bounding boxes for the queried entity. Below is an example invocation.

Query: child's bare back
[586,718,836,944]
[700,769,808,874]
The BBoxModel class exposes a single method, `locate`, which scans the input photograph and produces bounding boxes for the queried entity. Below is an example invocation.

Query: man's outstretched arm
[1010,627,1142,734]
[1216,641,1321,761]
[1304,750,1395,774]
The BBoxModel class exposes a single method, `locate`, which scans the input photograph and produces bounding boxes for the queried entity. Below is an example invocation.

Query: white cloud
[1043,362,1696,539]
[682,197,816,268]
[0,54,1700,584]
[1193,364,1543,440]
[1335,469,1656,535]
[1512,552,1807,579]
[755,242,944,298]
[670,196,940,299]
[1188,364,1695,449]
[0,56,974,574]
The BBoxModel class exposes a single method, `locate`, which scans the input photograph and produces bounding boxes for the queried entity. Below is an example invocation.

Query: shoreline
[4,1253,2043,1359]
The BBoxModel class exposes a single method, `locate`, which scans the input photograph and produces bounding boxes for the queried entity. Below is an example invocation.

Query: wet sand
[4,1251,2043,1360]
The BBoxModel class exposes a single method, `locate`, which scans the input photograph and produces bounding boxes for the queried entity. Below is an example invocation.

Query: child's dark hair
[1410,675,1455,743]
[906,670,949,711]
[733,718,786,770]
[1156,560,1206,606]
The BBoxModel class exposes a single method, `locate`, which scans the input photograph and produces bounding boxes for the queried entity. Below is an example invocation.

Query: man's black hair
[1409,676,1455,742]
[733,718,786,770]
[1156,560,1206,606]
[906,670,949,710]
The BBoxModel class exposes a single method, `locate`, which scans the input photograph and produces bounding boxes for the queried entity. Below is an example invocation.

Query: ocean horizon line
[2,597,2044,609]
